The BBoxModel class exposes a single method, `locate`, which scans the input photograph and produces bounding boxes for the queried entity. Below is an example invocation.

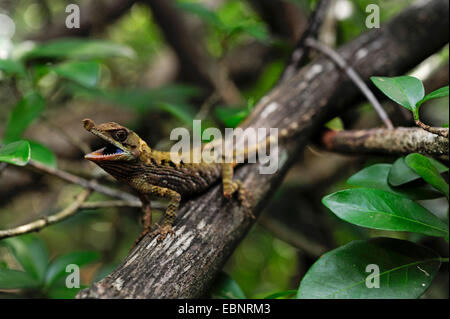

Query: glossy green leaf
[0,58,26,76]
[52,61,100,87]
[4,92,45,143]
[210,272,246,299]
[418,86,449,107]
[322,188,449,237]
[0,141,30,166]
[371,76,424,119]
[297,238,441,299]
[45,251,99,287]
[3,235,49,282]
[28,141,57,168]
[405,153,449,198]
[0,269,41,290]
[264,290,297,299]
[388,156,448,187]
[24,38,135,60]
[347,163,442,200]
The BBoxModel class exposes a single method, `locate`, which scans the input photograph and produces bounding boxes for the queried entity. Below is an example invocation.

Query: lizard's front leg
[140,185,181,242]
[222,163,254,218]
[132,194,152,248]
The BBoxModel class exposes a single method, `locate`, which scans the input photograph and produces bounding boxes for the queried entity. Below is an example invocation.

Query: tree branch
[280,0,331,82]
[415,119,449,138]
[77,0,449,299]
[305,38,393,129]
[0,189,92,240]
[322,127,449,160]
[28,160,139,203]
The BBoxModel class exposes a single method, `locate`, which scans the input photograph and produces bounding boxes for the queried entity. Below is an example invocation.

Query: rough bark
[322,127,449,160]
[77,0,449,299]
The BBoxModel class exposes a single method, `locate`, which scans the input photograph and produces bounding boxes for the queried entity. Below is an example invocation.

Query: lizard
[82,118,298,245]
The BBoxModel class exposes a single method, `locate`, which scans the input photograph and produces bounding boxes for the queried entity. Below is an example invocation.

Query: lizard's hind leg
[222,163,255,218]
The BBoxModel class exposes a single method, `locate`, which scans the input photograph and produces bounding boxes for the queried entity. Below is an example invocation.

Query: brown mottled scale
[99,152,223,197]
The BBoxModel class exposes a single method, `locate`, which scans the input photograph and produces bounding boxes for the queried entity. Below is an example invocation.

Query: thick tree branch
[78,0,449,299]
[322,127,449,160]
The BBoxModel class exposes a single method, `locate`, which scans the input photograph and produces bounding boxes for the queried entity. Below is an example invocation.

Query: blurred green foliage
[0,0,448,299]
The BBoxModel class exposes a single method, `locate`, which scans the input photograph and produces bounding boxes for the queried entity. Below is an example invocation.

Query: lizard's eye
[113,130,128,142]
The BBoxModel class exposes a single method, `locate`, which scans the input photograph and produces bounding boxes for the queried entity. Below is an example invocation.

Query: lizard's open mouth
[85,142,125,160]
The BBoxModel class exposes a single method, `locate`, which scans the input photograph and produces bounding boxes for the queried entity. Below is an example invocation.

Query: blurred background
[0,0,448,298]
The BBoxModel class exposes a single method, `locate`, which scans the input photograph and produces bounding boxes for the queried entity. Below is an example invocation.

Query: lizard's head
[82,118,149,162]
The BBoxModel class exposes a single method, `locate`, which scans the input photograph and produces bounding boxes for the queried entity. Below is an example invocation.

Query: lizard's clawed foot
[150,224,176,242]
[225,180,255,219]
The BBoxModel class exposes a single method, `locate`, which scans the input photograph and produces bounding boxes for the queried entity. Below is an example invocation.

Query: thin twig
[305,38,394,129]
[28,160,139,202]
[80,200,165,210]
[280,0,331,83]
[258,216,327,258]
[42,116,92,154]
[0,189,92,239]
[415,120,449,138]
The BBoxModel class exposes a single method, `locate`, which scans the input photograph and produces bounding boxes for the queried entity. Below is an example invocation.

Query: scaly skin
[82,119,253,244]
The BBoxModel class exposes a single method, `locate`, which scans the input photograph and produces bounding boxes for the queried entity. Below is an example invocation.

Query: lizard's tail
[230,121,302,166]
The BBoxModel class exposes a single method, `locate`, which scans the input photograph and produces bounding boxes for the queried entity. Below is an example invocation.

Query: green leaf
[264,290,297,299]
[418,86,449,107]
[24,38,135,60]
[45,251,99,287]
[297,238,441,299]
[322,188,449,237]
[51,61,100,88]
[209,272,246,299]
[3,235,49,282]
[389,156,448,187]
[0,269,41,290]
[325,117,344,131]
[233,24,269,42]
[176,2,223,29]
[29,140,57,168]
[371,76,424,119]
[347,163,443,200]
[0,141,30,166]
[4,92,45,143]
[215,106,249,128]
[0,58,26,76]
[405,153,449,198]
[71,85,198,123]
